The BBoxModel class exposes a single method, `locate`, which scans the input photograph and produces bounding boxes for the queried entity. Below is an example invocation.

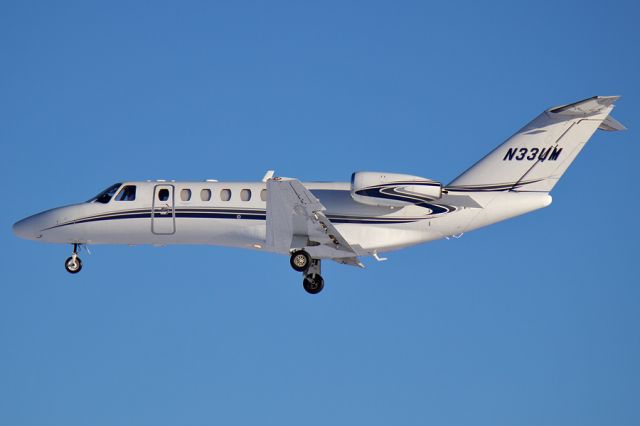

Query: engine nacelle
[350,171,443,207]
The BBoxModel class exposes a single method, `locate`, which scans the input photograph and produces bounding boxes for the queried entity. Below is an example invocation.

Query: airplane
[13,96,625,294]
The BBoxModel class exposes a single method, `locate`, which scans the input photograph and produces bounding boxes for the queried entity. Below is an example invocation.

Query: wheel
[64,256,82,274]
[290,250,311,272]
[303,274,324,294]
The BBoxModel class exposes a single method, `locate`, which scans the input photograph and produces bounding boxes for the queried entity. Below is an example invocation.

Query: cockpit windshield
[88,183,122,204]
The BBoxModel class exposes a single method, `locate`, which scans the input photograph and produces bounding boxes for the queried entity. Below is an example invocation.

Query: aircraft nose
[13,216,44,240]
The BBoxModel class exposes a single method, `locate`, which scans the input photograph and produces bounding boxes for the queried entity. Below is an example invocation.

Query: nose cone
[13,216,44,240]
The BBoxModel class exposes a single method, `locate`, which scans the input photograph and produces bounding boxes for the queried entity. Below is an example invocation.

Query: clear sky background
[1,1,639,425]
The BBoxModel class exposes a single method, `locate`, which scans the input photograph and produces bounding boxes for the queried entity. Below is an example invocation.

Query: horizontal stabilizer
[548,95,620,116]
[599,115,626,131]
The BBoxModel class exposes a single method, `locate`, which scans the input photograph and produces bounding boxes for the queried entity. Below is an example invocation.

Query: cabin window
[158,189,170,201]
[220,189,231,201]
[180,189,192,201]
[240,189,251,201]
[260,189,267,202]
[200,189,211,201]
[115,185,137,201]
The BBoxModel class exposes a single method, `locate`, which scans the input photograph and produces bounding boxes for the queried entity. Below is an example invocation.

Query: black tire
[64,256,82,274]
[290,250,311,272]
[303,274,324,294]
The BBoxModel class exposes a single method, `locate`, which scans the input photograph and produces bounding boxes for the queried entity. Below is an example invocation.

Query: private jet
[13,96,625,293]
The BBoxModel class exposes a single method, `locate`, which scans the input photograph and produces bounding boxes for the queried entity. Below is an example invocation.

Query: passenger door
[152,184,175,235]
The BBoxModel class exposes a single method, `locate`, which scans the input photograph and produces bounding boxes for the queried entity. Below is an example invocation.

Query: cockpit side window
[89,183,122,204]
[115,185,137,201]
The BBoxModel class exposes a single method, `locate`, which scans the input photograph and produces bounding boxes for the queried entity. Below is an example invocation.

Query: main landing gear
[303,273,324,295]
[64,243,83,274]
[290,250,324,294]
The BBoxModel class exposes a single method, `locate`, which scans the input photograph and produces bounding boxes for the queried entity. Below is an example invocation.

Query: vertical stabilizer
[447,96,624,193]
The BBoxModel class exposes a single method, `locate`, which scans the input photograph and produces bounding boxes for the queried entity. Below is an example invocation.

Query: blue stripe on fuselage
[44,207,429,230]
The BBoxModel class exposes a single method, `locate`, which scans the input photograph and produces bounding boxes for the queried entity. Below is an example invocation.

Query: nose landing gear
[64,243,83,274]
[290,251,324,294]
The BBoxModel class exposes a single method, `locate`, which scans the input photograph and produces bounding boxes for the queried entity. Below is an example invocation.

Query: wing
[266,178,364,267]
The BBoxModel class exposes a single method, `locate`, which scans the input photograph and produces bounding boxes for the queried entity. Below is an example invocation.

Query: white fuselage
[13,180,552,258]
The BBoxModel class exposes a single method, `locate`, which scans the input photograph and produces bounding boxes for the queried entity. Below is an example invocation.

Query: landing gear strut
[64,243,83,274]
[290,250,325,294]
[302,257,324,294]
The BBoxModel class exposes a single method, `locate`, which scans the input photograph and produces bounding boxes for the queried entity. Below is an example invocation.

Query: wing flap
[266,178,361,262]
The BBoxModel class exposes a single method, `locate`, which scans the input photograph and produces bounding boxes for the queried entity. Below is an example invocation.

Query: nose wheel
[64,243,83,274]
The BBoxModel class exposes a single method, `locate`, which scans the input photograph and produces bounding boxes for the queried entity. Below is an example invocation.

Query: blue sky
[1,1,639,425]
